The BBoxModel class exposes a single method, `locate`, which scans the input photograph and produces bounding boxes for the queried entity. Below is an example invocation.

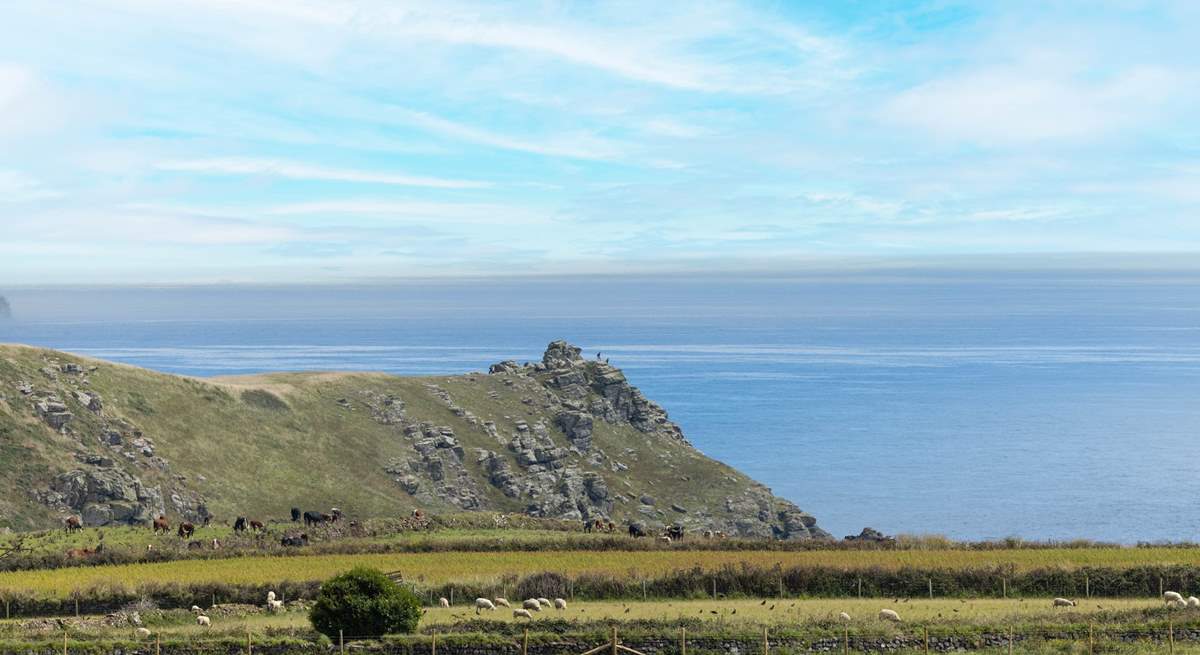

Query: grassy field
[6,547,1200,599]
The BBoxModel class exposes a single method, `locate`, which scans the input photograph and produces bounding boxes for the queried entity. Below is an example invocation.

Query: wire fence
[19,624,1200,655]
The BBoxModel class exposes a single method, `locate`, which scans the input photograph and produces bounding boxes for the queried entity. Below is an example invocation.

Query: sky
[1,1,1198,284]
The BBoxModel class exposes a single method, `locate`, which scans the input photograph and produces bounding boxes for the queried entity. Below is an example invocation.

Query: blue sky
[1,1,1198,284]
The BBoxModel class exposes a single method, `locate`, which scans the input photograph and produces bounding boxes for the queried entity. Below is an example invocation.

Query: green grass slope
[0,341,825,539]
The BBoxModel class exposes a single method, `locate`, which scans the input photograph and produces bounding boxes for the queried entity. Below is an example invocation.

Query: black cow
[290,507,301,522]
[233,517,247,533]
[666,525,684,541]
[628,523,647,538]
[281,533,309,547]
[303,511,326,527]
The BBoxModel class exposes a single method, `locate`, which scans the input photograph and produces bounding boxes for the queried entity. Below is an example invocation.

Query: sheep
[135,628,152,639]
[513,609,534,619]
[1052,598,1076,607]
[553,598,567,610]
[439,597,450,608]
[475,598,496,614]
[1165,591,1185,604]
[190,605,202,614]
[1188,596,1200,608]
[659,535,672,544]
[522,599,542,612]
[196,615,211,627]
[839,612,851,621]
[1168,598,1188,609]
[536,597,552,608]
[267,591,276,602]
[494,597,512,608]
[878,609,901,622]
[268,600,285,613]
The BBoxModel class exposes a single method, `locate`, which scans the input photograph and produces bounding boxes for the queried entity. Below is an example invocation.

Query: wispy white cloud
[155,157,491,189]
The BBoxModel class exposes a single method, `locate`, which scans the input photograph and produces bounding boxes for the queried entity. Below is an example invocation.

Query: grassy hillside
[0,341,823,539]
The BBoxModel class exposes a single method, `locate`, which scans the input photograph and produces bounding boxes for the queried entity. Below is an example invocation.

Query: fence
[15,624,1200,655]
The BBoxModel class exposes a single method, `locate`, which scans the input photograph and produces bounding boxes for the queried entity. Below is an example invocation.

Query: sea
[2,269,1199,543]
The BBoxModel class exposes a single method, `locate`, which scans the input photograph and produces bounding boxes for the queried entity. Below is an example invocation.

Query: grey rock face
[49,468,165,526]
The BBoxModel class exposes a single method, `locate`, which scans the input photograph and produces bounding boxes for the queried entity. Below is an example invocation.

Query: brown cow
[177,522,195,539]
[66,548,95,559]
[249,520,265,532]
[152,516,170,535]
[64,516,83,533]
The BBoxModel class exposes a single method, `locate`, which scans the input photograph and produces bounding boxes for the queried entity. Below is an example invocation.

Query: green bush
[309,567,420,639]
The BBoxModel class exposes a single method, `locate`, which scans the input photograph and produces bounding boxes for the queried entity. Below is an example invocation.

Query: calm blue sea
[2,271,1199,543]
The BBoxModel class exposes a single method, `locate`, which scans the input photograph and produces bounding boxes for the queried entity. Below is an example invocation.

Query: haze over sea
[3,268,1199,544]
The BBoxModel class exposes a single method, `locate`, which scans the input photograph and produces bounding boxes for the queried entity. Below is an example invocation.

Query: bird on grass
[769,605,776,611]
[624,608,630,614]
[731,609,736,615]
[760,600,767,606]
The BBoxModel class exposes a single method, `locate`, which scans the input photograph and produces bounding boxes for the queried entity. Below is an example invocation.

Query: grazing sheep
[196,615,211,627]
[522,599,542,612]
[553,598,567,610]
[135,628,152,639]
[1165,591,1185,603]
[513,609,533,619]
[839,612,852,621]
[1188,597,1199,608]
[190,605,202,613]
[536,597,551,608]
[267,591,276,602]
[439,597,450,608]
[1168,599,1188,609]
[475,598,496,614]
[879,609,901,622]
[1052,598,1076,607]
[268,600,284,613]
[494,598,511,608]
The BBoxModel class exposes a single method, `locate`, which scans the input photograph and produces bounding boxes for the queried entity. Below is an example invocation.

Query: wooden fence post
[843,626,849,655]
[712,578,717,598]
[246,629,252,655]
[763,626,769,655]
[156,634,161,655]
[62,631,67,655]
[1007,625,1013,655]
[522,628,529,655]
[1169,620,1175,655]
[923,626,929,655]
[1160,577,1164,598]
[857,578,862,599]
[611,627,619,655]
[74,595,79,617]
[642,580,647,600]
[432,633,437,655]
[927,579,933,599]
[778,577,784,599]
[681,627,687,655]
[1002,578,1007,599]
[1085,574,1090,598]
[1088,623,1093,655]
[339,630,344,655]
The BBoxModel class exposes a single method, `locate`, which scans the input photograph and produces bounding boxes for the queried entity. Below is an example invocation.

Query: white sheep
[267,591,276,602]
[1188,596,1199,608]
[1168,598,1188,609]
[475,598,496,614]
[513,609,534,619]
[553,598,567,610]
[196,615,211,627]
[878,609,901,622]
[267,600,285,613]
[659,536,672,544]
[135,628,152,639]
[1165,591,1185,604]
[537,597,552,608]
[839,612,851,621]
[439,597,450,608]
[522,599,542,612]
[494,597,512,608]
[1052,598,1076,607]
[190,605,202,613]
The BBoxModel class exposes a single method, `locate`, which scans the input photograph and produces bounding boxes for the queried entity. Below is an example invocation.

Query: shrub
[309,567,420,639]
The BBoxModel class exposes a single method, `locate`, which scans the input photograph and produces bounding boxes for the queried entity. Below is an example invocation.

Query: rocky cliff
[0,341,827,539]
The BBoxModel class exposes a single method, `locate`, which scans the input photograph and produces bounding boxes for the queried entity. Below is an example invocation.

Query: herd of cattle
[61,507,344,550]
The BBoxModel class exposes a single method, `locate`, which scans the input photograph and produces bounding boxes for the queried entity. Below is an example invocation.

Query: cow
[606,521,615,533]
[177,522,195,539]
[290,507,301,522]
[583,520,593,533]
[64,516,83,533]
[303,511,334,527]
[66,548,95,559]
[152,516,170,535]
[187,541,203,550]
[628,523,647,538]
[233,517,247,533]
[666,525,684,541]
[249,520,265,532]
[329,508,343,522]
[281,533,309,547]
